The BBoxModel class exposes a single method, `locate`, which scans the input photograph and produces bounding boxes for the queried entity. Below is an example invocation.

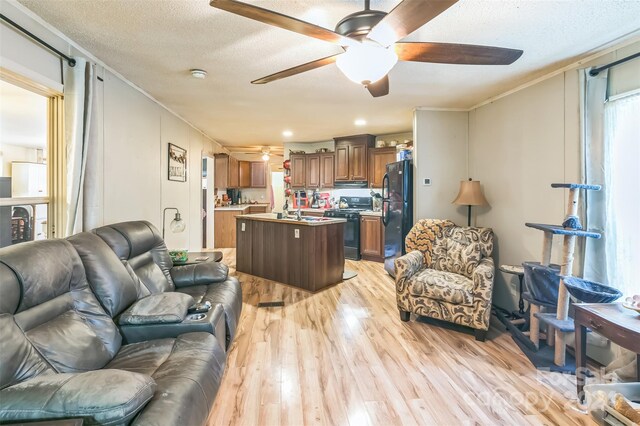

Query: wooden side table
[574,303,640,402]
[173,251,223,266]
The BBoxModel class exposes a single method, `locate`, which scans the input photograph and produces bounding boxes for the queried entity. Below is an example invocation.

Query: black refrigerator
[382,160,413,277]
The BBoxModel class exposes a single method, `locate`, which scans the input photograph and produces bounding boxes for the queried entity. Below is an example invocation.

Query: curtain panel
[63,58,95,236]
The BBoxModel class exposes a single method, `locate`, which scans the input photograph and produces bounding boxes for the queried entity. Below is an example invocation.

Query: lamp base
[467,205,472,227]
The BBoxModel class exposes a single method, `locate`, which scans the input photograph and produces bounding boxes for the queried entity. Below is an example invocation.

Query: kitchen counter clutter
[237,213,346,226]
[236,213,345,291]
[214,203,270,211]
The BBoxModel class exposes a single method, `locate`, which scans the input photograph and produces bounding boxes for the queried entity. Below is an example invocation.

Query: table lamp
[162,207,186,239]
[452,178,488,226]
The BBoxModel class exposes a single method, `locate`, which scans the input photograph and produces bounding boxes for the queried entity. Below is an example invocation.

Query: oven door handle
[382,173,390,227]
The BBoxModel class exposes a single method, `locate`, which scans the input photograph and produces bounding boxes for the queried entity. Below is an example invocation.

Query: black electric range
[324,196,373,260]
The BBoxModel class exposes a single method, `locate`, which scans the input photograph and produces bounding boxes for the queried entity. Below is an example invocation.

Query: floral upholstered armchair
[395,219,495,341]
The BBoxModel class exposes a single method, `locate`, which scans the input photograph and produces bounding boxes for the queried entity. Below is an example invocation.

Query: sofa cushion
[118,293,194,326]
[407,269,474,305]
[0,240,122,373]
[68,232,145,317]
[0,315,52,390]
[0,369,155,426]
[93,221,175,294]
[107,333,225,426]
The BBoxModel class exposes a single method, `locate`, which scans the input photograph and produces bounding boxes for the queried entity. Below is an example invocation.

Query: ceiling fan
[209,0,524,97]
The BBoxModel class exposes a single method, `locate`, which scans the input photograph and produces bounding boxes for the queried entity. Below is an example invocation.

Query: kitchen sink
[281,216,329,222]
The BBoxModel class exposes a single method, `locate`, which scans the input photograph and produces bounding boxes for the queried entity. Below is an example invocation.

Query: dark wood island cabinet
[236,214,345,292]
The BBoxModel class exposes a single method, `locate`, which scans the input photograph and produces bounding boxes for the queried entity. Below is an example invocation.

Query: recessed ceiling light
[190,69,208,79]
[355,119,367,126]
[282,130,293,137]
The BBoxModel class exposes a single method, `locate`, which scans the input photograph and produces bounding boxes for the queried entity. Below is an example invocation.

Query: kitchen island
[236,213,345,292]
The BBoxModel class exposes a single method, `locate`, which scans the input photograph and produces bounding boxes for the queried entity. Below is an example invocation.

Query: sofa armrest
[118,293,194,325]
[170,262,229,288]
[394,251,425,293]
[472,257,495,300]
[0,369,155,425]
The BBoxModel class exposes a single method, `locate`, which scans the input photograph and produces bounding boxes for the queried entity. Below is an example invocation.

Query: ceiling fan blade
[395,42,523,65]
[366,75,390,97]
[251,53,343,84]
[367,0,458,47]
[209,0,357,47]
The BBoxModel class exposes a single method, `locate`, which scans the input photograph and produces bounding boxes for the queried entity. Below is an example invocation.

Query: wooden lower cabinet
[214,210,241,248]
[247,205,269,214]
[360,215,384,262]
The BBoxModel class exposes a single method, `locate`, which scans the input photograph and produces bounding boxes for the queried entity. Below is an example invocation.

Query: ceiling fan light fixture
[335,42,397,86]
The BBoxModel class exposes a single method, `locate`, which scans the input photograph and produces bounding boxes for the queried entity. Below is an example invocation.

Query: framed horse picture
[168,143,187,182]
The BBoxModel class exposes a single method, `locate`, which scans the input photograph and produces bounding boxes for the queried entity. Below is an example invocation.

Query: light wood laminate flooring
[208,249,594,426]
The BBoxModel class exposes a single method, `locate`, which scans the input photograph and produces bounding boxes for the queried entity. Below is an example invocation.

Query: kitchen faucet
[295,190,304,221]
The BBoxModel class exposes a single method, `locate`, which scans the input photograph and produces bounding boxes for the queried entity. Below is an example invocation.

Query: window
[0,73,63,247]
[603,92,640,297]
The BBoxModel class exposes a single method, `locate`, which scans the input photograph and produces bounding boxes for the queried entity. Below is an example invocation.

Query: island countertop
[236,213,346,226]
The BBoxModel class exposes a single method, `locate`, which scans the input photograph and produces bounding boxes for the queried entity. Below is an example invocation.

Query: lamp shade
[336,42,398,85]
[170,212,186,233]
[452,180,488,206]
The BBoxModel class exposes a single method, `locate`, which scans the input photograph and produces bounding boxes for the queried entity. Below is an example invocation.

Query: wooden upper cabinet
[290,154,306,188]
[334,134,375,182]
[305,154,320,189]
[350,143,368,180]
[334,144,350,181]
[319,153,334,189]
[368,147,397,188]
[214,154,229,188]
[228,156,239,188]
[239,161,251,188]
[250,161,267,188]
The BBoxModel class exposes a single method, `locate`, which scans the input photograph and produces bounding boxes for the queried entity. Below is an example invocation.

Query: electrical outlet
[294,229,300,238]
[241,223,245,232]
[423,178,432,186]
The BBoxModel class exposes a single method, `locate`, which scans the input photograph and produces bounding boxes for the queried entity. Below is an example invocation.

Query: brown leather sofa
[0,221,242,425]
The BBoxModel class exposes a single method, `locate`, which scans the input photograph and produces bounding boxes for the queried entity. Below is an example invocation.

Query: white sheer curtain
[581,69,639,382]
[602,92,640,298]
[64,58,95,236]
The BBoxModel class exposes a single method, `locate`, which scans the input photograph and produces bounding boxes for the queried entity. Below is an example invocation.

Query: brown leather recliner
[0,238,226,425]
[91,220,242,349]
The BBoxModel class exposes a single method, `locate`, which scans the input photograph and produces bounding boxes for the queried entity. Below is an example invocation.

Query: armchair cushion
[407,269,474,306]
[0,369,156,425]
[434,238,481,279]
[118,293,194,326]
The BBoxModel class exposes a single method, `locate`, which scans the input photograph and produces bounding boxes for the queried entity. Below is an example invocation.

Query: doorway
[271,171,284,212]
[202,155,215,249]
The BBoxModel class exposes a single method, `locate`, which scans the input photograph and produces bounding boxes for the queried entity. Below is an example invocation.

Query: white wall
[1,1,227,251]
[412,41,640,312]
[413,110,469,225]
[468,41,640,310]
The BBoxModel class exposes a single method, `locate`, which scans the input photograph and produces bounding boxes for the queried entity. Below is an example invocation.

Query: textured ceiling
[18,0,640,147]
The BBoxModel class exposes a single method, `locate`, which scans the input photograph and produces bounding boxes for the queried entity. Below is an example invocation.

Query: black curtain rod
[589,51,640,76]
[0,13,76,67]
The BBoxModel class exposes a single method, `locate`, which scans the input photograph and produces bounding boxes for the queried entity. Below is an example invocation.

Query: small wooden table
[574,303,640,401]
[173,251,223,266]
